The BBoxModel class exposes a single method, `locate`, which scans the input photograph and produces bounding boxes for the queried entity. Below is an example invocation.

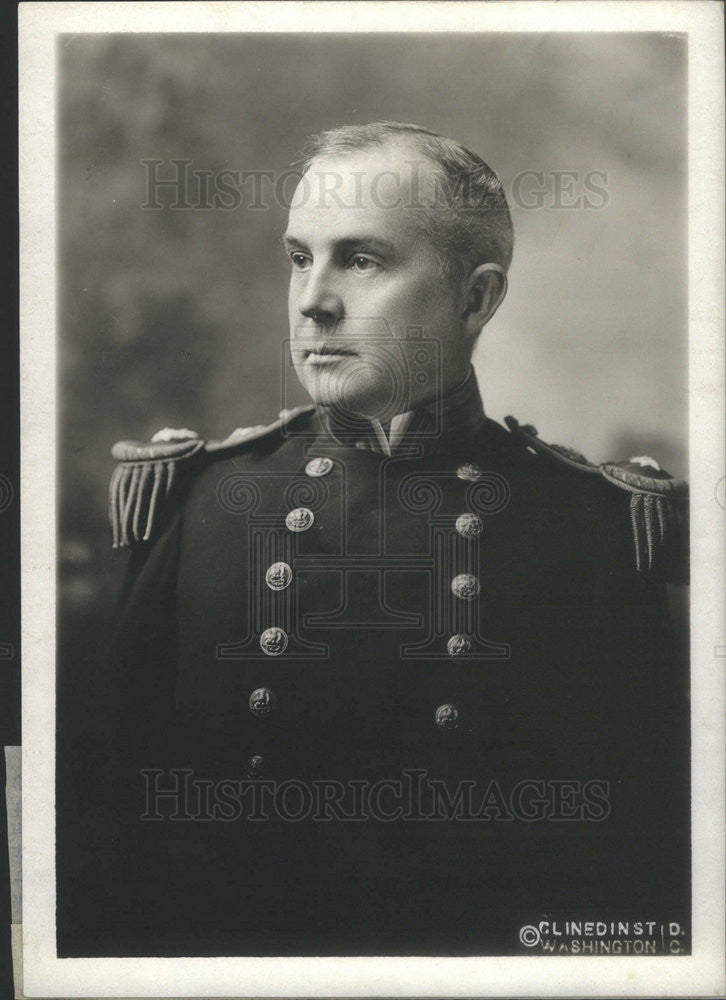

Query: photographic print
[18,2,724,997]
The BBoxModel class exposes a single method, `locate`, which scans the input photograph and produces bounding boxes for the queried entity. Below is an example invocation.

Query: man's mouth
[304,345,356,364]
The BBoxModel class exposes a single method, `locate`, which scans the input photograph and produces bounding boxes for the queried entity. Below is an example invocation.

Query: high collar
[316,366,486,457]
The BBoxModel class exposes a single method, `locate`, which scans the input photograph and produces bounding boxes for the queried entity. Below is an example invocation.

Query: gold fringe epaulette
[504,417,689,585]
[600,461,688,584]
[109,405,315,548]
[109,436,206,548]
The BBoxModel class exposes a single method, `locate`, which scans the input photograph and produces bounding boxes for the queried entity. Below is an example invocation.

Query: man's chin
[295,365,405,422]
[307,388,400,423]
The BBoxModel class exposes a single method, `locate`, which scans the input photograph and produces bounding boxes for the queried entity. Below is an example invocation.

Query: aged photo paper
[18,1,725,997]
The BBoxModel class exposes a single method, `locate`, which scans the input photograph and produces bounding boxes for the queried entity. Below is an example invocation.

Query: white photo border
[19,1,725,996]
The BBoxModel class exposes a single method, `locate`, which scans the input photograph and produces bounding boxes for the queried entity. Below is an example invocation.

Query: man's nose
[296,265,344,323]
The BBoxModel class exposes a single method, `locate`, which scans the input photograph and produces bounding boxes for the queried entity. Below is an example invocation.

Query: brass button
[305,457,333,477]
[259,627,288,656]
[455,513,483,538]
[249,687,276,717]
[246,754,265,777]
[285,507,315,532]
[451,573,480,600]
[265,561,293,591]
[434,703,460,730]
[447,634,472,656]
[456,462,484,482]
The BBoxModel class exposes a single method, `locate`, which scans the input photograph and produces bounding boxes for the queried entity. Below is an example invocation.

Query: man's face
[284,144,472,421]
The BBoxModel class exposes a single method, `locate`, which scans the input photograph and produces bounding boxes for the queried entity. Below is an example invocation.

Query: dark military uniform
[58,370,690,957]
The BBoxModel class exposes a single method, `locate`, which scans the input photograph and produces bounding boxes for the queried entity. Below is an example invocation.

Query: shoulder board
[109,405,315,548]
[503,416,600,473]
[504,416,688,584]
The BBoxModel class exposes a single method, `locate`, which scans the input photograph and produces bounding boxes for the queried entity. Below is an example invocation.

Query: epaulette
[504,416,689,585]
[109,405,315,549]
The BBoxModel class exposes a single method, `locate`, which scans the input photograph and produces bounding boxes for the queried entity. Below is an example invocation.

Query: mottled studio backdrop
[58,33,687,653]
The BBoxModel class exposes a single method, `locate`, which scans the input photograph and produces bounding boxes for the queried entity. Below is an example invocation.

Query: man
[59,123,689,956]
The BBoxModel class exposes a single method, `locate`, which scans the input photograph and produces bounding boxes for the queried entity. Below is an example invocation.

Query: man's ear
[461,263,508,337]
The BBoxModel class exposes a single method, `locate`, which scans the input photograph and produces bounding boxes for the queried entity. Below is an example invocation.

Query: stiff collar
[316,367,486,457]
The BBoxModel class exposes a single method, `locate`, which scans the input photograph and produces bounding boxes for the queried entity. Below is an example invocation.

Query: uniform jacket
[57,371,690,957]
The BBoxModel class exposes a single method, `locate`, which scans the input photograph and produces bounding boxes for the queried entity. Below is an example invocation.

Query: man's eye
[290,252,311,270]
[349,255,380,273]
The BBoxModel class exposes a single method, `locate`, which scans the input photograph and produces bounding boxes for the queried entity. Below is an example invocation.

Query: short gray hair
[299,121,513,278]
